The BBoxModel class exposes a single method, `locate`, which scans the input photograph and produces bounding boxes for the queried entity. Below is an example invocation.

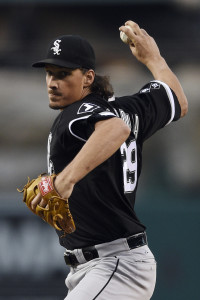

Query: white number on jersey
[120,140,137,193]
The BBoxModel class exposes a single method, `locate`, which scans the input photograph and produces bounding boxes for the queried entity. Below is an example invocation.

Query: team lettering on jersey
[118,108,139,140]
[47,132,55,175]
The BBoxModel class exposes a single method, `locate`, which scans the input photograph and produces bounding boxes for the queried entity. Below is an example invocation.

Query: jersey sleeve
[113,80,181,141]
[69,101,117,142]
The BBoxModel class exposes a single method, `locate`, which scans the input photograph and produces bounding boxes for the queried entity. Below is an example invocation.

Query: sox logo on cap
[51,39,62,55]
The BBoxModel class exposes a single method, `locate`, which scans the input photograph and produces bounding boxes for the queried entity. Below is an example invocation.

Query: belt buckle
[82,246,99,261]
[127,232,147,249]
[64,251,78,267]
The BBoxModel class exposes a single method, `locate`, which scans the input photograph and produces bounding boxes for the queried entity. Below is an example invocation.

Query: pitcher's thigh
[102,257,157,300]
[64,256,156,300]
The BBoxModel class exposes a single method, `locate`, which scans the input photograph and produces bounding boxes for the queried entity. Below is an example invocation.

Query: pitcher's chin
[49,102,63,110]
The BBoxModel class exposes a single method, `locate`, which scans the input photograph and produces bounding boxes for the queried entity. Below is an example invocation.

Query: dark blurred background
[0,0,200,299]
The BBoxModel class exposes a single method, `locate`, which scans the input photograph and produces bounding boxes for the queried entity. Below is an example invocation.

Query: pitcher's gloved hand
[17,174,76,234]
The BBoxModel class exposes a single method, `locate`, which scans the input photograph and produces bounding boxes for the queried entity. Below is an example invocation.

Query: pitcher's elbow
[181,101,188,117]
[122,123,131,140]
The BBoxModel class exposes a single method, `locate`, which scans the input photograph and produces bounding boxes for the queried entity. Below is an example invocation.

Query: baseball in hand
[120,25,132,44]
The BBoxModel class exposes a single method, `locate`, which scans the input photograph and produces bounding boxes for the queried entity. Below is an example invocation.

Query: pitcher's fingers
[119,25,137,46]
[119,24,135,35]
[31,193,42,211]
[125,21,141,35]
[38,198,48,208]
[141,28,149,36]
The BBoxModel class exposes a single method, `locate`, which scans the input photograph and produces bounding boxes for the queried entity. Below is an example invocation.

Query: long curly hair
[80,68,114,100]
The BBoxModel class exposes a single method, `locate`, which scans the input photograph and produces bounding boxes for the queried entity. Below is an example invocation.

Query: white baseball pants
[64,238,156,300]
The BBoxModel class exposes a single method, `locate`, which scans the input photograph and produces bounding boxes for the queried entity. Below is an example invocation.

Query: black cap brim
[32,58,81,68]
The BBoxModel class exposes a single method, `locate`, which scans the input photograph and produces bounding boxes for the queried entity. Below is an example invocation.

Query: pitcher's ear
[84,69,95,87]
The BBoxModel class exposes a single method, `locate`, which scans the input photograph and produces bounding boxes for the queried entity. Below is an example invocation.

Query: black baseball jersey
[47,80,181,250]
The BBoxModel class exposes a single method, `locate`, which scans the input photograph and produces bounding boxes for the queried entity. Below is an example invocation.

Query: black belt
[64,232,147,267]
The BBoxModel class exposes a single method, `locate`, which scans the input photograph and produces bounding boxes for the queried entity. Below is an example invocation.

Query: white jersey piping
[69,112,116,142]
[150,80,175,126]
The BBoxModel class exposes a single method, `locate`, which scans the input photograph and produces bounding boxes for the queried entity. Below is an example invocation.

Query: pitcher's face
[45,65,90,109]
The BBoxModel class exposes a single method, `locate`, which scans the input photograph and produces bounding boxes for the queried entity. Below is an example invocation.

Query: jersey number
[120,140,137,193]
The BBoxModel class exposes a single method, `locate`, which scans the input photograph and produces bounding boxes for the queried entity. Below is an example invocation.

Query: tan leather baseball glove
[17,174,76,234]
